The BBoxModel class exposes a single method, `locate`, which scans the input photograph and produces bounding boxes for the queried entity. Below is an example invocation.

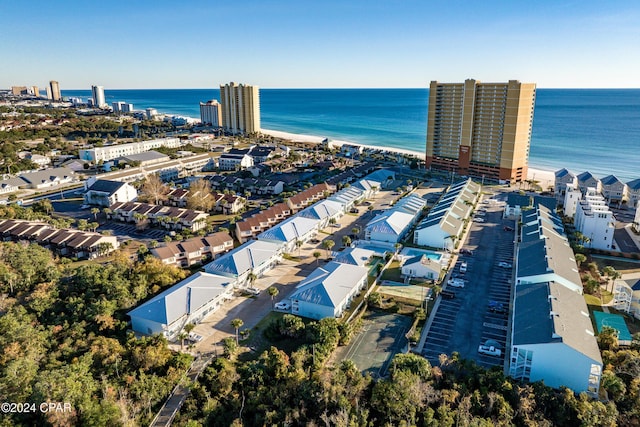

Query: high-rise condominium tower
[425,79,536,182]
[49,80,61,101]
[200,100,222,127]
[92,85,106,108]
[219,82,260,135]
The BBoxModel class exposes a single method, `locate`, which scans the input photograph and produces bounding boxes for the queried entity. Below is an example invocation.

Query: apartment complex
[78,137,183,163]
[425,79,536,182]
[574,187,615,250]
[91,85,106,108]
[49,80,61,101]
[200,99,222,127]
[219,82,260,135]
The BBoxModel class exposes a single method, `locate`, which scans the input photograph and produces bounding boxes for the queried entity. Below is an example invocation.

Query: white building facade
[574,188,615,250]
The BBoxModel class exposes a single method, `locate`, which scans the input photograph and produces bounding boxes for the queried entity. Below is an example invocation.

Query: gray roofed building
[117,150,171,166]
[204,239,283,286]
[127,272,233,340]
[334,247,375,267]
[289,261,368,320]
[18,167,75,189]
[257,216,320,252]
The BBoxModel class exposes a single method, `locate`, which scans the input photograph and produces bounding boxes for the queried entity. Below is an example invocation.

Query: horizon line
[58,86,640,91]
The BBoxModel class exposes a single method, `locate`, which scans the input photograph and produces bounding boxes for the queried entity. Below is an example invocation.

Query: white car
[474,217,485,223]
[245,287,260,296]
[275,301,290,310]
[448,278,465,288]
[188,332,203,343]
[460,261,468,273]
[478,345,501,357]
[498,262,513,269]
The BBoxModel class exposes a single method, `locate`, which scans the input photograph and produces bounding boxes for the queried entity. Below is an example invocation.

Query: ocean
[62,88,640,182]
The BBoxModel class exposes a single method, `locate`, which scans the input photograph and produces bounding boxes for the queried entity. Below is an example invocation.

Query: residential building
[0,177,26,194]
[563,183,582,217]
[554,168,577,205]
[510,204,602,395]
[634,205,640,233]
[287,182,333,212]
[401,254,442,281]
[128,272,234,340]
[150,232,234,267]
[600,175,628,206]
[334,247,375,267]
[218,148,255,170]
[574,188,615,250]
[576,171,601,194]
[146,108,158,119]
[425,79,536,182]
[112,101,124,113]
[79,138,183,163]
[326,186,364,213]
[627,178,640,209]
[504,193,533,219]
[18,167,75,189]
[297,199,343,229]
[413,179,480,250]
[108,202,208,232]
[289,261,368,320]
[91,85,106,108]
[257,216,320,253]
[200,99,222,127]
[11,86,28,96]
[220,82,261,135]
[117,151,171,167]
[235,202,292,243]
[84,180,138,207]
[365,194,426,244]
[49,80,61,101]
[0,219,118,259]
[204,240,283,287]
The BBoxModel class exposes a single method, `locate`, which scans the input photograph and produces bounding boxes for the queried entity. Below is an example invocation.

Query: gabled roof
[506,193,532,208]
[555,168,575,178]
[18,167,74,184]
[403,254,442,272]
[128,272,232,326]
[204,240,282,278]
[118,151,170,163]
[258,216,319,243]
[627,178,640,190]
[366,210,414,236]
[513,280,601,364]
[600,175,623,186]
[298,199,342,221]
[289,262,368,308]
[334,247,375,267]
[87,179,127,195]
[577,171,598,183]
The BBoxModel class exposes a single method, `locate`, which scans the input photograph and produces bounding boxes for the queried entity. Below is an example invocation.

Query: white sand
[261,128,424,159]
[263,128,557,188]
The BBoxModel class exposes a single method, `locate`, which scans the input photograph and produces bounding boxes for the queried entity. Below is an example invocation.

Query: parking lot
[98,221,170,241]
[420,192,515,369]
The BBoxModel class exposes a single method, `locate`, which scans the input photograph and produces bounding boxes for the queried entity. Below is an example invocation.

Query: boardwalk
[150,354,213,427]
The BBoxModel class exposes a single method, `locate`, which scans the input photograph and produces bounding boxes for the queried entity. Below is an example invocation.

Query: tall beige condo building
[425,79,536,182]
[49,80,61,101]
[220,82,260,135]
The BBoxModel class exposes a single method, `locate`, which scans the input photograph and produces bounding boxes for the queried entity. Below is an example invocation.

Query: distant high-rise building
[200,99,222,127]
[146,108,158,119]
[49,80,61,101]
[219,82,260,135]
[112,101,124,114]
[121,103,133,113]
[91,85,106,108]
[425,79,536,183]
[31,86,40,97]
[11,86,27,96]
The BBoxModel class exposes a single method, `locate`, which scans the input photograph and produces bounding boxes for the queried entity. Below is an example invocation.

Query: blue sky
[1,0,639,89]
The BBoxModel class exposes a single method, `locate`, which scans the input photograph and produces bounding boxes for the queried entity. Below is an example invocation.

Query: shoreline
[261,127,557,189]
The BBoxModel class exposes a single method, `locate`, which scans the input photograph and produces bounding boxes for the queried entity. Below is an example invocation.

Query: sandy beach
[263,128,557,189]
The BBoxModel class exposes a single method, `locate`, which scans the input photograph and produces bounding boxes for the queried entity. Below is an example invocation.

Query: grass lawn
[381,261,402,282]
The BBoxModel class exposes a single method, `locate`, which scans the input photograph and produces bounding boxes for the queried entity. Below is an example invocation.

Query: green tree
[322,239,335,259]
[313,250,321,264]
[268,286,279,308]
[342,235,351,247]
[91,207,100,220]
[231,318,244,345]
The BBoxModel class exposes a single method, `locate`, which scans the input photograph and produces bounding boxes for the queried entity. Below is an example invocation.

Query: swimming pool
[400,248,442,261]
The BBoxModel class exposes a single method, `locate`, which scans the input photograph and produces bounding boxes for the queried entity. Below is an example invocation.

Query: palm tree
[295,239,303,256]
[231,318,244,344]
[322,239,335,259]
[342,235,352,248]
[91,207,100,221]
[247,271,257,288]
[268,286,279,308]
[313,251,321,264]
[102,207,112,219]
[352,227,360,238]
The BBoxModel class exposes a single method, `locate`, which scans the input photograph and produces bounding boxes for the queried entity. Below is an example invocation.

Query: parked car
[503,226,514,232]
[488,300,507,313]
[309,239,320,244]
[275,301,290,310]
[448,278,465,288]
[460,261,468,273]
[440,290,456,299]
[474,217,485,223]
[498,262,512,268]
[478,345,501,357]
[459,248,473,256]
[245,287,260,296]
[188,332,203,343]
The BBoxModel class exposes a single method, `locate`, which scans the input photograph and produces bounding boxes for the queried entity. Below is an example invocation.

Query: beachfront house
[401,254,442,281]
[554,168,577,206]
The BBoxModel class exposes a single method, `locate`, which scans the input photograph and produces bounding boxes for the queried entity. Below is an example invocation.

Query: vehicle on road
[474,217,485,223]
[309,239,320,244]
[245,287,260,296]
[460,261,468,273]
[188,332,203,343]
[459,248,473,256]
[478,345,501,357]
[498,262,513,268]
[275,301,290,310]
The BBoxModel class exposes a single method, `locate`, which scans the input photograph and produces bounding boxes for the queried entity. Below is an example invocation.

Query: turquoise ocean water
[62,88,640,182]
